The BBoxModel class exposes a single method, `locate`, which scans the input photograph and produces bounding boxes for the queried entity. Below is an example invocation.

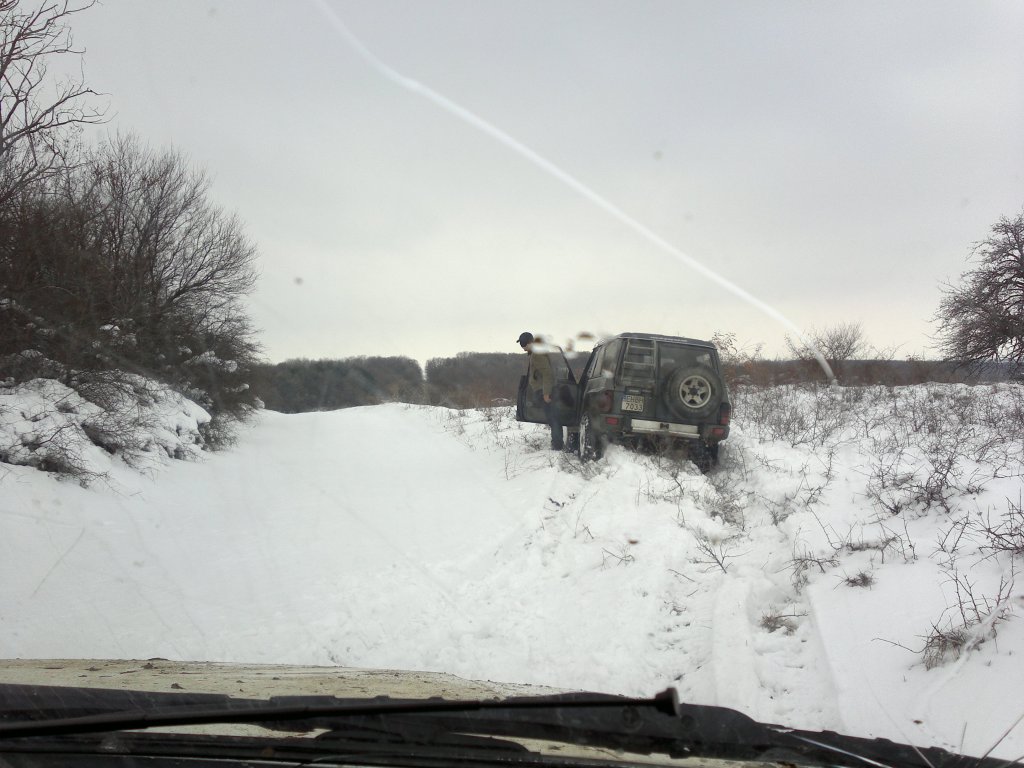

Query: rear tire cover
[664,364,723,419]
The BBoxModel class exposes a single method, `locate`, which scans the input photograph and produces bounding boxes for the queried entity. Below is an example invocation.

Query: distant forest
[251,357,426,413]
[252,352,532,413]
[251,353,1013,414]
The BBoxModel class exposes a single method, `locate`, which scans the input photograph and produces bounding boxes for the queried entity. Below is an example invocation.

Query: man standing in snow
[518,331,564,450]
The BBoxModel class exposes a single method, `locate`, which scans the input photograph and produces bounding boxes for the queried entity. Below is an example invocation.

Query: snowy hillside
[2,381,1023,760]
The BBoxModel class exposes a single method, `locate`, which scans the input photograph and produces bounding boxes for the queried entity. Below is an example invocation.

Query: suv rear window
[657,342,717,372]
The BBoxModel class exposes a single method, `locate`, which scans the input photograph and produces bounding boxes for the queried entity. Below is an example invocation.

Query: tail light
[596,390,613,413]
[719,403,731,426]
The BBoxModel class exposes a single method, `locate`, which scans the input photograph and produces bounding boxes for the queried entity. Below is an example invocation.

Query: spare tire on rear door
[663,364,723,420]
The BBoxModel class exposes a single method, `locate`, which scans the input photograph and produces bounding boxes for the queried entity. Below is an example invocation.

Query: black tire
[579,413,605,461]
[565,431,580,454]
[663,364,723,420]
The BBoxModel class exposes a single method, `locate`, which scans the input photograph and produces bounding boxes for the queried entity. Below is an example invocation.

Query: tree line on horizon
[251,353,528,412]
[251,346,1016,414]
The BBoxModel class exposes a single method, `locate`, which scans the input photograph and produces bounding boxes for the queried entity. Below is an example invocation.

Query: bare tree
[785,321,867,364]
[75,135,259,340]
[77,136,260,416]
[0,134,261,423]
[711,330,763,386]
[935,209,1024,373]
[0,0,105,203]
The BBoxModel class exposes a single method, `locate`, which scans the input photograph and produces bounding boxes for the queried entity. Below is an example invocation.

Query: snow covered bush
[726,382,1024,673]
[0,374,210,484]
[731,384,853,447]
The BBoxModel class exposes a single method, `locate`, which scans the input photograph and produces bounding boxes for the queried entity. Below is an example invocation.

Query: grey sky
[67,0,1024,364]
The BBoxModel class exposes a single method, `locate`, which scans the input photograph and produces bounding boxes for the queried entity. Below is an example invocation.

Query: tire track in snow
[711,578,762,714]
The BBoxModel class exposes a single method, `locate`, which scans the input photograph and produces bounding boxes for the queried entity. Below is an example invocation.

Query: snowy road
[1,405,838,723]
[4,407,526,664]
[4,397,1023,759]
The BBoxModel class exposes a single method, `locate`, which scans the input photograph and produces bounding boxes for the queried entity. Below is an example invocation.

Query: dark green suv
[573,333,730,470]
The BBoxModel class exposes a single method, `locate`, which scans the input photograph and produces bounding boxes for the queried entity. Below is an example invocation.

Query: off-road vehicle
[573,333,730,470]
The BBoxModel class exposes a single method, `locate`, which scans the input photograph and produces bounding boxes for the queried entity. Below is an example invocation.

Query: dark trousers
[543,397,563,449]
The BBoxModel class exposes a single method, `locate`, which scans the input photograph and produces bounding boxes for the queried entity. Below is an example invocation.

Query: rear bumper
[587,414,729,442]
[630,418,699,437]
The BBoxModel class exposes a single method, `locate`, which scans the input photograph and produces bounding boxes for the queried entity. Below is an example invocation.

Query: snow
[1,382,1023,760]
[0,377,209,478]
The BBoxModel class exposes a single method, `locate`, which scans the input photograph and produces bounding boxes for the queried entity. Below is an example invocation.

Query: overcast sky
[66,0,1024,364]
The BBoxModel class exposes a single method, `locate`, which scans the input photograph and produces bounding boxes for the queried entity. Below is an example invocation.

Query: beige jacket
[527,351,555,398]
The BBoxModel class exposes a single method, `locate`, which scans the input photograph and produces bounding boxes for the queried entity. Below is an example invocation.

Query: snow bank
[0,374,210,482]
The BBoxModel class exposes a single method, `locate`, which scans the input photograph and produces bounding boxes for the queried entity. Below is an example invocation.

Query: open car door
[515,346,579,427]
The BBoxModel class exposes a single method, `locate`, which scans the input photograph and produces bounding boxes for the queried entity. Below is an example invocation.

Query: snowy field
[2,379,1023,760]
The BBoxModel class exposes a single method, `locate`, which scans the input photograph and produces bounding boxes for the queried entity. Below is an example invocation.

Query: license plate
[621,395,644,412]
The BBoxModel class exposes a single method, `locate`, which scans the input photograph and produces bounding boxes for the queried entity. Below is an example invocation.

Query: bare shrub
[558,451,602,481]
[921,624,972,670]
[71,370,191,462]
[787,544,839,593]
[686,525,746,573]
[935,514,971,566]
[758,451,835,526]
[690,475,748,530]
[974,497,1024,558]
[197,417,237,452]
[714,437,754,482]
[922,569,1016,669]
[864,448,916,517]
[788,516,906,591]
[867,521,918,563]
[440,408,468,437]
[863,386,999,517]
[760,608,804,634]
[844,570,875,588]
[601,545,635,567]
[732,384,851,447]
[711,330,763,388]
[1,405,106,485]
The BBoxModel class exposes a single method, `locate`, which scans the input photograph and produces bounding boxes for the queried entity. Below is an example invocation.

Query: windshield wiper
[0,684,1010,768]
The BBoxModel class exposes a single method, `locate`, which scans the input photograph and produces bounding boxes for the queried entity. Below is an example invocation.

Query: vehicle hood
[0,658,561,701]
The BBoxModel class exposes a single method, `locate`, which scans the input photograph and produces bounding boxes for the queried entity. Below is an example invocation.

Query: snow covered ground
[2,380,1023,759]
